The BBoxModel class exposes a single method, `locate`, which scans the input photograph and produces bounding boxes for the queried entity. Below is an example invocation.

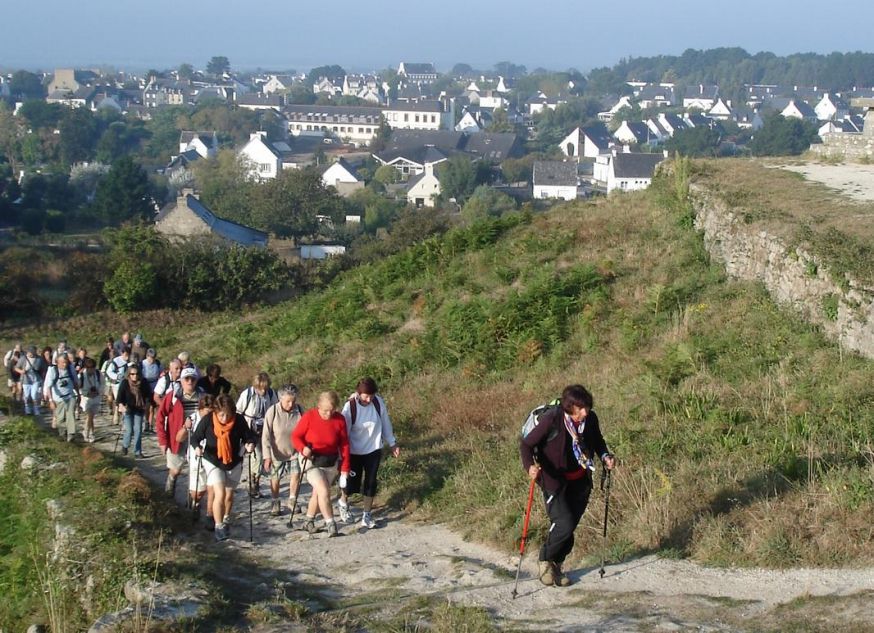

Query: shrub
[103,260,159,313]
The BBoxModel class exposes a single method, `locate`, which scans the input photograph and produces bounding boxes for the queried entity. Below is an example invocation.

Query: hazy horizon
[4,0,874,74]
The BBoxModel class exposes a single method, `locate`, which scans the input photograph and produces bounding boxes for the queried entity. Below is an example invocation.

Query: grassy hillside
[4,161,873,570]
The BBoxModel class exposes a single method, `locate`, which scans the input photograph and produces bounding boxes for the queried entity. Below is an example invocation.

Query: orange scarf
[213,415,234,465]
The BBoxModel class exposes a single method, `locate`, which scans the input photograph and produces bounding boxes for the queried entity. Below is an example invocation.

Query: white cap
[181,367,198,379]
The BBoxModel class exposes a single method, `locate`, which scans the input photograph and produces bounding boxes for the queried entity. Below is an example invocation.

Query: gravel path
[30,404,874,631]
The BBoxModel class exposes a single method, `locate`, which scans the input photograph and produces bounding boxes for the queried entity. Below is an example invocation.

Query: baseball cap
[181,367,198,379]
[146,348,156,357]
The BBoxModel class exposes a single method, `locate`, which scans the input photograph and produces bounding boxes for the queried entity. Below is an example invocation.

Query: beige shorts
[204,461,242,488]
[166,450,186,472]
[302,459,338,488]
[80,396,101,414]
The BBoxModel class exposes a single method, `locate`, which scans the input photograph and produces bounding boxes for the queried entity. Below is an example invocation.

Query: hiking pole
[287,455,309,529]
[192,451,203,525]
[599,467,613,579]
[247,451,254,543]
[512,476,538,599]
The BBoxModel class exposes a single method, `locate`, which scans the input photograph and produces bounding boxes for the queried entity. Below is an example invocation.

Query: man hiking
[197,363,232,397]
[44,355,81,442]
[261,384,305,517]
[236,372,278,498]
[153,359,182,406]
[106,347,132,424]
[519,384,615,587]
[338,378,399,529]
[157,367,204,498]
[16,345,46,416]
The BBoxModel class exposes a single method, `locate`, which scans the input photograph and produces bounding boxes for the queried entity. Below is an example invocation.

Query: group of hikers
[5,333,615,588]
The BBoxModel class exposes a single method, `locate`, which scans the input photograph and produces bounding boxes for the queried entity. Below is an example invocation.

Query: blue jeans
[123,411,144,454]
[23,382,42,414]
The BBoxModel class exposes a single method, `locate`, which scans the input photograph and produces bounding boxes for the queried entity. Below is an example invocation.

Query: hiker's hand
[301,446,312,458]
[194,447,202,458]
[390,445,400,458]
[118,404,126,413]
[338,473,348,488]
[603,454,616,470]
[245,442,255,453]
[263,458,272,471]
[528,464,541,481]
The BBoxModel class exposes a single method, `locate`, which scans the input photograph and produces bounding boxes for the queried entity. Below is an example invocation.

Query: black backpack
[348,395,382,426]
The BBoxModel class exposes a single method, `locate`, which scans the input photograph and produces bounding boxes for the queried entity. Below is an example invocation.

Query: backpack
[348,395,381,426]
[242,387,276,422]
[521,399,562,441]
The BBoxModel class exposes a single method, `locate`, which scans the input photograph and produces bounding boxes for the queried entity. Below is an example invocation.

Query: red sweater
[292,409,351,472]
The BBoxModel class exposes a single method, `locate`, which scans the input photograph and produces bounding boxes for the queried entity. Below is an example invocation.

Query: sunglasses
[182,377,197,381]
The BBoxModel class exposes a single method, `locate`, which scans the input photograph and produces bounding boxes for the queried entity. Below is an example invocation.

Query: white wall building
[406,163,442,207]
[532,161,578,200]
[238,131,296,180]
[383,101,445,130]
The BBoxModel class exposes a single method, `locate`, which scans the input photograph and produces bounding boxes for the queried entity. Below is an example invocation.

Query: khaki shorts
[204,461,242,488]
[303,460,338,488]
[269,457,301,481]
[166,450,186,472]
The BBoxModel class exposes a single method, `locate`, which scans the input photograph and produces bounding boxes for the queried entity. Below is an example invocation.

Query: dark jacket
[116,379,153,416]
[520,406,609,494]
[196,375,232,397]
[190,412,257,471]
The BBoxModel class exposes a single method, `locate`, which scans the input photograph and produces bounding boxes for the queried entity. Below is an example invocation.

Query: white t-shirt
[341,395,397,456]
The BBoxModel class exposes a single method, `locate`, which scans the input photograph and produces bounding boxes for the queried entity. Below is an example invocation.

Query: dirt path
[781,162,874,202]
[35,407,874,632]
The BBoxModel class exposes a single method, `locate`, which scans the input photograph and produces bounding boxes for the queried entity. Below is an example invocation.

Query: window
[259,163,272,173]
[359,127,364,133]
[415,115,420,123]
[431,115,436,123]
[404,113,409,122]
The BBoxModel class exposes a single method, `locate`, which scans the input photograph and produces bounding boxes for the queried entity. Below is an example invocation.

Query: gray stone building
[155,191,268,248]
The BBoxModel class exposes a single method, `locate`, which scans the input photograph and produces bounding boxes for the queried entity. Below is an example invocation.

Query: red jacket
[156,388,203,454]
[292,409,351,472]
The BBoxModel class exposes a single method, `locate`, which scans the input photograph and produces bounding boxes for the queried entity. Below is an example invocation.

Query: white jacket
[341,394,397,456]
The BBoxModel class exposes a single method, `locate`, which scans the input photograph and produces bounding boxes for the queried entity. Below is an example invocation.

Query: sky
[4,0,874,73]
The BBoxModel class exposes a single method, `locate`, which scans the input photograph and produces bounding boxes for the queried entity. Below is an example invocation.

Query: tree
[750,113,819,156]
[306,65,346,86]
[93,156,154,225]
[501,155,537,184]
[206,56,231,76]
[58,107,98,165]
[103,260,158,313]
[461,186,516,223]
[438,156,491,204]
[17,100,64,130]
[253,168,347,237]
[451,63,475,77]
[494,61,527,79]
[9,70,45,99]
[369,120,392,152]
[373,164,400,185]
[0,102,24,174]
[664,126,722,157]
[287,84,316,105]
[21,208,45,235]
[178,63,195,80]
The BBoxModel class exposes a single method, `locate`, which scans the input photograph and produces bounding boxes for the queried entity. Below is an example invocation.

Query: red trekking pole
[511,476,538,599]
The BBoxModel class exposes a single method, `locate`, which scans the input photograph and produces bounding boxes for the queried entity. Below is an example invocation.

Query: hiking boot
[554,563,572,587]
[135,451,144,458]
[304,518,317,534]
[165,475,177,498]
[538,561,556,586]
[360,512,376,529]
[249,478,261,499]
[214,523,229,542]
[270,499,281,517]
[204,516,215,532]
[223,514,232,525]
[326,521,339,538]
[337,501,351,523]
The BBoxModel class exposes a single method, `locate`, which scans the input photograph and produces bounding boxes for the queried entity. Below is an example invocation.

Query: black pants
[346,449,382,497]
[540,475,593,564]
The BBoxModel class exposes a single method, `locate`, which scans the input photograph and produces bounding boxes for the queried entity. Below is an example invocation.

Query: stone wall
[810,133,874,160]
[690,184,874,360]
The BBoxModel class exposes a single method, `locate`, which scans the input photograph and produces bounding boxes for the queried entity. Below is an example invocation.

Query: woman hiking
[191,394,257,542]
[236,372,278,498]
[175,394,215,528]
[519,384,615,587]
[292,391,350,537]
[261,384,305,517]
[79,357,102,442]
[116,363,153,457]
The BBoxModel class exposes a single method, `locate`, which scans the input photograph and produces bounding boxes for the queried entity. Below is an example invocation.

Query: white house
[179,131,218,159]
[495,76,513,93]
[284,104,384,146]
[406,162,442,207]
[313,77,342,96]
[455,111,483,133]
[614,121,654,145]
[321,157,364,196]
[300,244,347,260]
[238,131,296,180]
[262,74,295,95]
[707,98,733,120]
[598,95,633,122]
[683,84,720,110]
[397,63,438,84]
[781,99,817,121]
[815,93,850,121]
[383,100,445,130]
[478,91,509,110]
[605,153,665,193]
[532,161,578,200]
[560,126,612,160]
